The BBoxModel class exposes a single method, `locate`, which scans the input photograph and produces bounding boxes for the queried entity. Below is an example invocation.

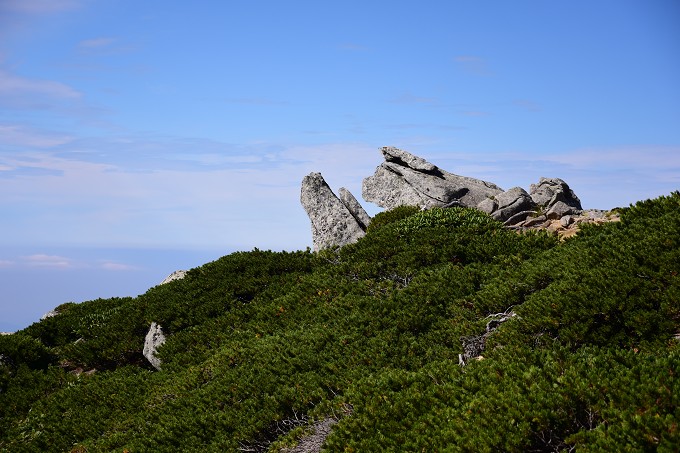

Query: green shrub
[366,205,421,234]
[1,194,678,452]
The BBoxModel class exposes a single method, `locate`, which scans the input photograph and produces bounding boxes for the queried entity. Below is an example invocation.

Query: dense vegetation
[1,193,678,452]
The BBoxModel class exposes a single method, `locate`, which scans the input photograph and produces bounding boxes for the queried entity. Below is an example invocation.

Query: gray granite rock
[143,322,166,371]
[530,177,582,215]
[362,147,502,210]
[159,270,187,285]
[477,197,497,215]
[339,187,371,230]
[490,187,537,223]
[546,200,577,219]
[301,172,367,251]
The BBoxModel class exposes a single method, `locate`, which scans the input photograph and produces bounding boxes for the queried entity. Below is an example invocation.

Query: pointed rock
[143,322,166,371]
[362,147,502,210]
[301,173,366,251]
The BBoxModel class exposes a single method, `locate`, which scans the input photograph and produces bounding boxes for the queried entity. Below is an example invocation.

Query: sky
[1,0,679,332]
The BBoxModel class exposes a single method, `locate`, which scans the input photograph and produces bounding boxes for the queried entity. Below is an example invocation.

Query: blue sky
[1,0,679,331]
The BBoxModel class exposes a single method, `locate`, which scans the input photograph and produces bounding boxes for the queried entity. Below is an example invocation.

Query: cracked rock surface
[362,146,502,210]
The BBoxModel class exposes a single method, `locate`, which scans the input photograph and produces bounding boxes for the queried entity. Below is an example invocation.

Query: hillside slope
[1,193,679,452]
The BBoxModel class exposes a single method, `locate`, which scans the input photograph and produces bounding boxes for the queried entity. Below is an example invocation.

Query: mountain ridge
[1,176,678,451]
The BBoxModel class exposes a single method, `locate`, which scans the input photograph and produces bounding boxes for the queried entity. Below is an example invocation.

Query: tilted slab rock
[301,172,367,251]
[339,187,371,230]
[363,146,502,210]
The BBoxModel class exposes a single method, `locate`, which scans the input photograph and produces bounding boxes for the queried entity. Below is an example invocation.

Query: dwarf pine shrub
[1,194,677,451]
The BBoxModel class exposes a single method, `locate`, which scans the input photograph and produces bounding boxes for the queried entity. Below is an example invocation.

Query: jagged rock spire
[300,172,367,251]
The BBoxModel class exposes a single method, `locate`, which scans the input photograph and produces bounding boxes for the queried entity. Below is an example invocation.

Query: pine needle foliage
[1,193,678,452]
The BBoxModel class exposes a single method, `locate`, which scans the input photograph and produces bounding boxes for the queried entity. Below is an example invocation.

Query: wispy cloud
[389,92,439,105]
[21,254,74,268]
[513,99,542,112]
[99,261,139,271]
[78,37,117,49]
[548,145,680,171]
[1,253,143,271]
[454,55,493,76]
[430,145,680,209]
[0,124,74,148]
[0,138,380,249]
[459,110,490,117]
[0,70,81,99]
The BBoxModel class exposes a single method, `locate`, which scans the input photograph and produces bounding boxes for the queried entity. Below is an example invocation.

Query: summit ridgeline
[301,146,611,250]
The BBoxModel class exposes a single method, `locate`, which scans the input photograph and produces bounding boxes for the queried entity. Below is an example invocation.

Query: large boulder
[300,173,367,251]
[530,177,582,218]
[362,147,502,210]
[477,186,537,225]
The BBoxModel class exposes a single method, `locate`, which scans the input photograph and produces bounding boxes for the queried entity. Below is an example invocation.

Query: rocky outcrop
[509,209,621,239]
[475,177,583,226]
[301,146,593,248]
[143,322,166,371]
[40,309,60,320]
[530,177,582,218]
[160,270,187,285]
[300,173,367,251]
[477,186,537,224]
[362,147,503,210]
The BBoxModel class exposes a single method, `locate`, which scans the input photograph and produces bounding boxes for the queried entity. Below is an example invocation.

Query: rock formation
[477,186,536,224]
[40,309,60,320]
[475,176,583,227]
[143,322,166,371]
[530,177,582,218]
[509,208,621,240]
[300,172,368,251]
[339,187,371,230]
[362,146,503,210]
[160,270,187,285]
[301,146,593,249]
